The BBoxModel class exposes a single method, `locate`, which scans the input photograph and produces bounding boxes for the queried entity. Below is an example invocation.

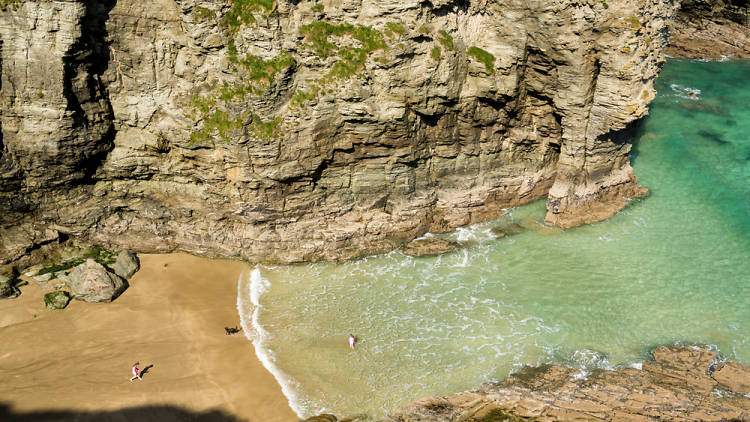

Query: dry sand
[0,253,297,422]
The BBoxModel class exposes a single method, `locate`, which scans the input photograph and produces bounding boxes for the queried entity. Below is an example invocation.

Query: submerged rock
[68,259,128,302]
[112,250,140,279]
[402,238,460,257]
[490,223,524,238]
[44,291,71,309]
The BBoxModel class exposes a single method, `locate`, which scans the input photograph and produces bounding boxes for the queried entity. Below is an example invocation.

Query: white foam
[236,267,309,418]
[669,83,701,100]
[571,370,589,380]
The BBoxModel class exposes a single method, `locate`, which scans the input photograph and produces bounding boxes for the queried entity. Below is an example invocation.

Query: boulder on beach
[44,290,71,309]
[402,238,460,257]
[68,259,128,302]
[112,250,140,279]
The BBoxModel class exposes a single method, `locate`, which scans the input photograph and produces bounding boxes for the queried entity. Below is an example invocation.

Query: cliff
[1,0,677,265]
[667,0,750,59]
[304,345,750,421]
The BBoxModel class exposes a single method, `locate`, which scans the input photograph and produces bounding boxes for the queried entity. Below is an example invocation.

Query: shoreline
[0,253,297,422]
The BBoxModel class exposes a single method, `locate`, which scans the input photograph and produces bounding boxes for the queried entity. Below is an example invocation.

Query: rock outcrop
[1,0,677,263]
[68,259,127,302]
[304,345,750,422]
[667,0,750,59]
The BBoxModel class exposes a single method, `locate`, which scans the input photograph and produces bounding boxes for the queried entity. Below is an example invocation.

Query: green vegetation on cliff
[468,46,496,75]
[187,1,291,144]
[291,21,387,107]
[0,0,23,12]
[222,0,276,34]
[437,30,455,50]
[431,45,442,61]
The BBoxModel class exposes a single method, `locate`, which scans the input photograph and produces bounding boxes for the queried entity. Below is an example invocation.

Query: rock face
[304,346,750,421]
[667,0,750,59]
[1,0,678,264]
[68,259,127,302]
[112,250,140,279]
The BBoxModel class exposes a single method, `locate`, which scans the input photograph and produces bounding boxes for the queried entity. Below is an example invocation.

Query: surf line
[236,266,313,418]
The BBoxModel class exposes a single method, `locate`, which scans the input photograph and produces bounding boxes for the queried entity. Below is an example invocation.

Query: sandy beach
[0,253,297,422]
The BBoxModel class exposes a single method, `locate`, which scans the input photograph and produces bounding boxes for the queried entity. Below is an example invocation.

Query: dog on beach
[224,326,241,335]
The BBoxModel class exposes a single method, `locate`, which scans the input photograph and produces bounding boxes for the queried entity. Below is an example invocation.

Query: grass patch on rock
[468,46,496,75]
[221,0,276,35]
[0,0,23,11]
[289,21,387,107]
[437,30,454,50]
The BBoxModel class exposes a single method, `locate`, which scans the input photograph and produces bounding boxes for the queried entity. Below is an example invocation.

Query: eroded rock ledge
[305,345,750,422]
[667,0,750,59]
[0,0,676,264]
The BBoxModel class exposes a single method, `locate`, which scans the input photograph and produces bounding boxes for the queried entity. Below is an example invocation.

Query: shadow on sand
[139,364,154,379]
[0,402,251,422]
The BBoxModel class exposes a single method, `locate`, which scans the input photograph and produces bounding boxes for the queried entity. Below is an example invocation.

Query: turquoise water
[237,59,750,419]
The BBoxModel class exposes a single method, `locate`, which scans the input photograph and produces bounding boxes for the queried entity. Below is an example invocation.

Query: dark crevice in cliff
[419,0,470,18]
[0,37,27,223]
[59,0,117,186]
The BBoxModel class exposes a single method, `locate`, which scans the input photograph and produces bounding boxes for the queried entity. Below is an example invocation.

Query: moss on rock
[44,290,71,309]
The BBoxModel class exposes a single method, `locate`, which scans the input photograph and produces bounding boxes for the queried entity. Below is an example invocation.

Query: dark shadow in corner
[0,402,250,422]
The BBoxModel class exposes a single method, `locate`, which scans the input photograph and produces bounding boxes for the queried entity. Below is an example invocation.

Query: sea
[237,59,750,419]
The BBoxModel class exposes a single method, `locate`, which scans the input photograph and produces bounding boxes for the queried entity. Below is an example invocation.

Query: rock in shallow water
[68,259,128,302]
[44,290,71,309]
[402,238,460,257]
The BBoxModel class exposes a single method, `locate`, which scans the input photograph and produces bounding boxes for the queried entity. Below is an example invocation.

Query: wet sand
[0,253,297,421]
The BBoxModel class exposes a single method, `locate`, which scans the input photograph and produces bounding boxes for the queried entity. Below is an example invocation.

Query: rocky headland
[305,345,750,421]
[1,0,680,267]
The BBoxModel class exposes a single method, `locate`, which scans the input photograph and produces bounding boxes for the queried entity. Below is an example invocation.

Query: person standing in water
[347,334,356,349]
[130,362,142,381]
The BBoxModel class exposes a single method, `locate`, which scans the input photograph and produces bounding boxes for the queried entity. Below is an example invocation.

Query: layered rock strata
[1,0,677,264]
[305,345,750,421]
[667,0,750,59]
